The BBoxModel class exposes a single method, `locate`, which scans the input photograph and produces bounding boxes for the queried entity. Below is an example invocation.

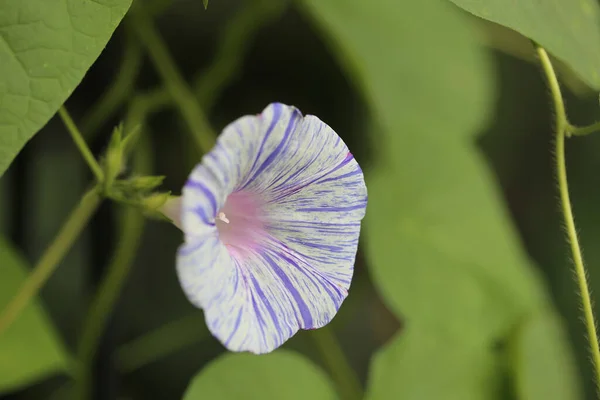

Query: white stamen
[217,212,230,224]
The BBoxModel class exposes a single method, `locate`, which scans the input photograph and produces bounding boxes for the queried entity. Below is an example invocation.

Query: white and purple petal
[176,103,367,354]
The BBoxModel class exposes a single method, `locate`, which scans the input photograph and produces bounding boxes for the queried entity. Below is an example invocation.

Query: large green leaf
[364,143,547,340]
[0,0,132,177]
[183,350,337,400]
[447,0,600,90]
[0,236,69,393]
[366,326,500,400]
[510,310,582,400]
[300,0,545,340]
[300,0,494,143]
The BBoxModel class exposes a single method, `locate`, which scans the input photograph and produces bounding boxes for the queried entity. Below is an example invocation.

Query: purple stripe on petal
[188,206,215,226]
[269,127,327,191]
[271,220,361,228]
[185,179,218,214]
[243,106,301,189]
[316,168,363,185]
[289,239,343,253]
[255,109,299,176]
[273,249,345,327]
[262,251,313,328]
[249,290,267,348]
[250,274,280,344]
[225,308,244,346]
[178,240,204,257]
[297,204,366,212]
[268,155,358,203]
[245,103,283,180]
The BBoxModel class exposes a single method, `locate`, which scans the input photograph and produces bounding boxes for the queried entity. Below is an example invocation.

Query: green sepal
[116,176,166,192]
[103,124,124,190]
[140,192,172,221]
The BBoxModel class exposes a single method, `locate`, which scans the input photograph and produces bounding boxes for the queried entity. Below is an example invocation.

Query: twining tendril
[536,44,600,394]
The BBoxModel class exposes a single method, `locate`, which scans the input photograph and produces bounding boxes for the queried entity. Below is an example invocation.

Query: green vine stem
[536,44,600,393]
[0,188,102,334]
[115,314,208,373]
[86,0,283,150]
[75,207,145,398]
[141,0,285,114]
[75,136,151,399]
[194,0,286,111]
[567,121,600,137]
[131,6,216,154]
[81,33,143,140]
[311,327,363,400]
[58,107,105,182]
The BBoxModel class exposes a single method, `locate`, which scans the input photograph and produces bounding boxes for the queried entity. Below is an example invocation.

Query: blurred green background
[2,0,600,399]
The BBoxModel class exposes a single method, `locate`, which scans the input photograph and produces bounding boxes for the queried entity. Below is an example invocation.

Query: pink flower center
[216,191,266,256]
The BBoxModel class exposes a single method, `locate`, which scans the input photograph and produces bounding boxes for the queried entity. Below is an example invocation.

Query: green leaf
[364,147,546,340]
[203,0,209,9]
[0,0,132,178]
[447,0,600,90]
[0,236,70,393]
[510,310,582,400]
[366,327,501,400]
[301,0,546,340]
[183,350,337,400]
[300,0,494,142]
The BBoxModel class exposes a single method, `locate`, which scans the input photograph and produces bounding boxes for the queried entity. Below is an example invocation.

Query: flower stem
[131,7,215,154]
[0,188,101,334]
[311,327,362,400]
[567,121,600,137]
[58,107,104,182]
[75,135,152,399]
[536,44,600,394]
[115,314,208,373]
[75,206,145,399]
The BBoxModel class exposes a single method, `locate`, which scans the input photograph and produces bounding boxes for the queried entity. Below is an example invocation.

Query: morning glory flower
[170,102,367,354]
